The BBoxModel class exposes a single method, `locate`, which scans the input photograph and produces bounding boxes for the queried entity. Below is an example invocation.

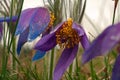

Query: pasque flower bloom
[15,7,55,56]
[0,7,55,60]
[34,18,90,80]
[82,23,120,80]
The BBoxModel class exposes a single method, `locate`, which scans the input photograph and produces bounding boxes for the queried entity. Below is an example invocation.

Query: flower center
[56,18,80,48]
[47,13,55,30]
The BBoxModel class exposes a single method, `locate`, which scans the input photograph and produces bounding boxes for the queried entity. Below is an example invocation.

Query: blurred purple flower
[0,16,18,22]
[0,16,18,40]
[82,23,120,80]
[15,7,55,55]
[34,18,90,80]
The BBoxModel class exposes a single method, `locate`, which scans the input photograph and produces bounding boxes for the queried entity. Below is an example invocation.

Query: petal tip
[32,51,46,61]
[17,48,21,56]
[81,53,91,65]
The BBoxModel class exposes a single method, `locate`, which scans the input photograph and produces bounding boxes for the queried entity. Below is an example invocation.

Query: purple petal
[17,27,29,55]
[72,22,90,50]
[80,33,90,50]
[32,50,46,61]
[82,23,120,64]
[111,55,120,80]
[0,16,18,22]
[53,45,78,80]
[28,7,50,41]
[34,32,56,51]
[15,8,35,35]
[42,22,64,37]
[51,22,64,33]
[72,22,84,36]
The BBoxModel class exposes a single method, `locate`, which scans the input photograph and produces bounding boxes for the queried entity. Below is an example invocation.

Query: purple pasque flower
[15,7,55,55]
[0,16,18,22]
[82,23,120,80]
[34,18,90,80]
[0,16,18,40]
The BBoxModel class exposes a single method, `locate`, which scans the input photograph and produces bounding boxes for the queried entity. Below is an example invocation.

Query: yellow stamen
[56,18,80,48]
[47,13,55,29]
